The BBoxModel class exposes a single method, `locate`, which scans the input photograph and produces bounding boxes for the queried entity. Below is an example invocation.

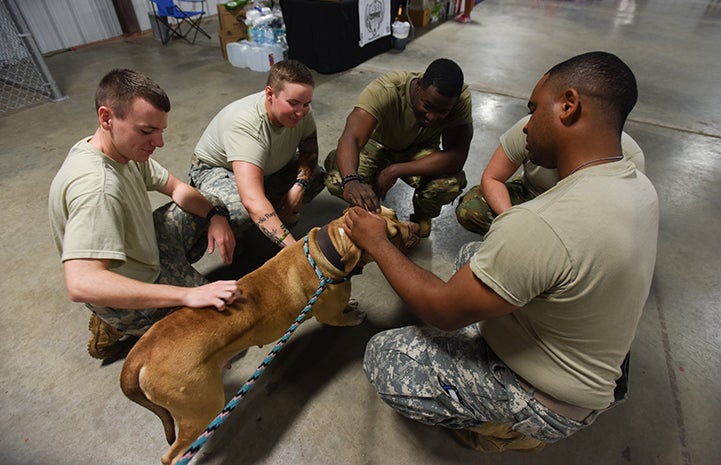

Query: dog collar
[316,225,363,276]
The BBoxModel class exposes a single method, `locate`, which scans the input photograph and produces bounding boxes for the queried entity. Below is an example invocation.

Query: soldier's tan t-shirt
[49,138,169,283]
[470,159,658,409]
[355,71,472,151]
[194,91,316,174]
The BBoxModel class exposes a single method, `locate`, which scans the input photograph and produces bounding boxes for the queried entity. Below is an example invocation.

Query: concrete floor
[1,1,720,464]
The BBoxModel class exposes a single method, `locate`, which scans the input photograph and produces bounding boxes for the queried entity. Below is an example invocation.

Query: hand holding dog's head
[337,207,420,273]
[379,206,421,253]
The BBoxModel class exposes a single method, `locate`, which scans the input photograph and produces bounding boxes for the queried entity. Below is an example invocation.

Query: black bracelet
[341,174,362,189]
[295,178,310,191]
[206,204,230,222]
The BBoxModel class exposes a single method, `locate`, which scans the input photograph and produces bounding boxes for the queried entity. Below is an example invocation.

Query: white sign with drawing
[358,0,391,47]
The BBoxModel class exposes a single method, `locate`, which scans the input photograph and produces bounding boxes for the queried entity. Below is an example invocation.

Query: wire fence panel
[0,0,64,114]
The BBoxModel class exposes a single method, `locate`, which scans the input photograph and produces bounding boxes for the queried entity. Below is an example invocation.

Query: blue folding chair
[149,0,211,45]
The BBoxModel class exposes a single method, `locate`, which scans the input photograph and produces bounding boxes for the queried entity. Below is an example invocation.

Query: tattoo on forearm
[256,212,290,246]
[259,224,290,247]
[256,211,277,224]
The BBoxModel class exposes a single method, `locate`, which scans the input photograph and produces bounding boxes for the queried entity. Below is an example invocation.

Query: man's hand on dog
[343,181,381,213]
[343,206,388,254]
[184,280,241,311]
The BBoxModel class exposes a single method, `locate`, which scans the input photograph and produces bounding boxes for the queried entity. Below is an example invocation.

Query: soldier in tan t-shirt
[49,69,240,361]
[189,60,324,251]
[324,58,473,237]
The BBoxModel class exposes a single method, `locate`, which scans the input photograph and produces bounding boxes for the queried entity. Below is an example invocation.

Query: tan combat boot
[87,314,125,360]
[409,213,432,238]
[453,422,546,453]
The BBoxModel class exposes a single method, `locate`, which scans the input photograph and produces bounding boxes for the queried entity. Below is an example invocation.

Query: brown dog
[120,207,419,465]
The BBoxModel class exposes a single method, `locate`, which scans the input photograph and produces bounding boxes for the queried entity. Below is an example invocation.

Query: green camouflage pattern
[324,139,467,219]
[455,179,534,236]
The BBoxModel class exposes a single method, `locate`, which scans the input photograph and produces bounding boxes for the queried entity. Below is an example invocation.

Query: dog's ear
[385,216,400,239]
[338,228,363,273]
[379,206,419,252]
[381,206,400,238]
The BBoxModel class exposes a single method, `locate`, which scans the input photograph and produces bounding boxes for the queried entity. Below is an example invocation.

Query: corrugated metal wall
[17,0,122,53]
[15,0,221,54]
[133,0,154,32]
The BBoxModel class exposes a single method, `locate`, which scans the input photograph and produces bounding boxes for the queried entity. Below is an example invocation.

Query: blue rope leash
[176,235,348,465]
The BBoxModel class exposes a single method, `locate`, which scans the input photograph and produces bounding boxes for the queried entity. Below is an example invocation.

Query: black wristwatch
[206,204,230,222]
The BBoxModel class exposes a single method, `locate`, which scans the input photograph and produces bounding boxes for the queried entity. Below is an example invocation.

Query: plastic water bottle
[273,28,284,44]
[252,25,264,43]
[264,26,275,44]
[254,25,265,44]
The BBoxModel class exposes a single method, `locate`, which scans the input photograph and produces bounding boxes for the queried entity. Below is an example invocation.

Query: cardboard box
[409,8,430,27]
[217,4,247,60]
[217,4,246,32]
[219,22,246,39]
[408,0,432,10]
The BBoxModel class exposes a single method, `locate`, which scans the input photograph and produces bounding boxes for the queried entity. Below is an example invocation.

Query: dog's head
[327,206,420,274]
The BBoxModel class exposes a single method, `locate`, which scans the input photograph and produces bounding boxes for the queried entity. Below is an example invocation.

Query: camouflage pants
[324,139,467,219]
[87,201,212,335]
[363,241,602,443]
[189,156,326,244]
[455,179,534,236]
[363,326,601,443]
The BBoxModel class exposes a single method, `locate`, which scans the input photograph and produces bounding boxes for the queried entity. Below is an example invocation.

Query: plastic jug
[227,40,284,72]
[226,41,249,68]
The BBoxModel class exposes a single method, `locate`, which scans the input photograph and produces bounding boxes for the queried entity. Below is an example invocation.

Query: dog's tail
[120,357,177,445]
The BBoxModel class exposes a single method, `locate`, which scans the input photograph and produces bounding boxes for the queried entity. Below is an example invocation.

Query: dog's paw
[317,299,366,327]
[342,298,359,313]
[335,299,365,326]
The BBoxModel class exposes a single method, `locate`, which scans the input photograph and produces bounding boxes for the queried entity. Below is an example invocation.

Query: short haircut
[266,60,314,91]
[420,58,464,98]
[95,69,170,118]
[546,51,638,128]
